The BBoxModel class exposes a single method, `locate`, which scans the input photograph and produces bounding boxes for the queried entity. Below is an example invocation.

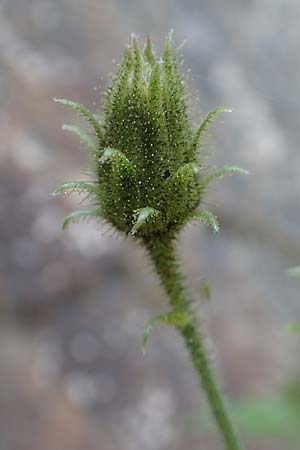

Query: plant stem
[145,237,245,450]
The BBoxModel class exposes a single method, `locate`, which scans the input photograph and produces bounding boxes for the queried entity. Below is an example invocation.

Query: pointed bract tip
[131,33,139,47]
[144,35,156,65]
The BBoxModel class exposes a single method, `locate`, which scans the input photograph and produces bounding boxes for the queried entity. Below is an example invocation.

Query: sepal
[201,165,249,190]
[142,310,191,353]
[53,181,98,197]
[62,124,98,154]
[54,98,104,143]
[62,208,100,230]
[99,147,131,166]
[131,207,161,235]
[189,107,232,157]
[191,209,220,233]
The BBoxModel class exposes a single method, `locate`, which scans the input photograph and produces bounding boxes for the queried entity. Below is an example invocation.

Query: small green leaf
[62,124,98,153]
[201,165,249,189]
[142,310,191,352]
[192,209,220,233]
[190,108,232,155]
[284,323,300,334]
[54,98,104,143]
[62,208,100,230]
[53,181,98,197]
[131,207,161,235]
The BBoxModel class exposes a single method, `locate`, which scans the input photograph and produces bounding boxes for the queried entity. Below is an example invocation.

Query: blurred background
[0,0,300,449]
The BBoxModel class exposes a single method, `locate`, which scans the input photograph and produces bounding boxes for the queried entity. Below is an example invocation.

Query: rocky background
[0,1,300,449]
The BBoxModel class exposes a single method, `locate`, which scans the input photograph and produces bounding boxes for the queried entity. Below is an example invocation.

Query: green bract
[54,35,246,240]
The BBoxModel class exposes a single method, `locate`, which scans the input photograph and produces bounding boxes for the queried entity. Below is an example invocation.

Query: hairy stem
[144,237,244,450]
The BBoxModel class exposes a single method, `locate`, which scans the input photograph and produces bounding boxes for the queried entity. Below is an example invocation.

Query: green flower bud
[54,34,247,240]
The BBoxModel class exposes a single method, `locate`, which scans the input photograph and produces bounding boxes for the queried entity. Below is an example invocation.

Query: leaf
[62,208,100,230]
[53,181,98,197]
[62,124,98,153]
[201,165,249,190]
[131,207,161,235]
[54,98,104,143]
[142,310,191,352]
[284,323,300,334]
[192,209,220,233]
[189,107,232,155]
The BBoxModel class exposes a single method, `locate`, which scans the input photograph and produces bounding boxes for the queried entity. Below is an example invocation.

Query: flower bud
[54,35,246,239]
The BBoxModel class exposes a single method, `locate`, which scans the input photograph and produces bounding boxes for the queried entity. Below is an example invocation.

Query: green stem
[145,237,245,450]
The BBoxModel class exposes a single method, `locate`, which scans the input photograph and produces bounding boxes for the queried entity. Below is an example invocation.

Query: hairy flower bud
[54,35,246,240]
